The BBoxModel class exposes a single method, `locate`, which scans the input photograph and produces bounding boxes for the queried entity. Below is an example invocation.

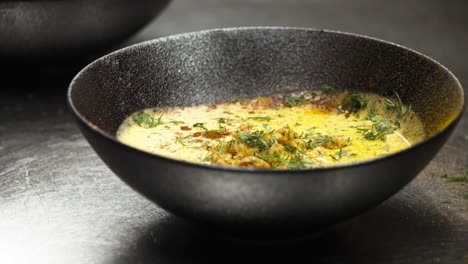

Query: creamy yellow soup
[117,89,425,169]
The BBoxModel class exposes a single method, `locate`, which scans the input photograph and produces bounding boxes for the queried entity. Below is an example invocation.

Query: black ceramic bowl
[68,28,465,236]
[0,0,171,61]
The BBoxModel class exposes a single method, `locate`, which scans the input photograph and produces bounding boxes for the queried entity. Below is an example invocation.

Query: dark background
[0,0,467,263]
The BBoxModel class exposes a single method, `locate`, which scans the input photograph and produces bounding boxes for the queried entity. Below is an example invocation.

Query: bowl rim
[68,26,466,174]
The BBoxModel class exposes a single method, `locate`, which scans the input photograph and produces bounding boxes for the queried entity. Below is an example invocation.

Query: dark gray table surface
[1,0,467,263]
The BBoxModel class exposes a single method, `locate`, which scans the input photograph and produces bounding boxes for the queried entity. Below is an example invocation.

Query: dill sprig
[286,152,313,169]
[443,170,468,183]
[215,117,233,124]
[168,120,185,125]
[175,136,186,146]
[232,96,243,103]
[285,95,305,107]
[384,92,412,119]
[357,112,398,141]
[247,116,272,122]
[303,135,335,149]
[322,84,336,94]
[132,112,164,128]
[342,92,369,117]
[260,151,287,167]
[193,122,208,130]
[330,148,355,160]
[284,144,297,153]
[237,130,274,150]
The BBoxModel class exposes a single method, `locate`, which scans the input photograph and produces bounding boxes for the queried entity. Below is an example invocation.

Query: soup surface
[117,87,425,169]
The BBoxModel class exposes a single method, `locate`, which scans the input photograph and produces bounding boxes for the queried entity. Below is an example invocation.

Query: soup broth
[117,87,425,169]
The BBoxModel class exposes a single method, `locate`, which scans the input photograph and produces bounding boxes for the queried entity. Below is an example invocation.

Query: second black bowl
[0,0,171,61]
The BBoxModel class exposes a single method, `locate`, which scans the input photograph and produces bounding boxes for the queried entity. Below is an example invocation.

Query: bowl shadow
[109,184,464,264]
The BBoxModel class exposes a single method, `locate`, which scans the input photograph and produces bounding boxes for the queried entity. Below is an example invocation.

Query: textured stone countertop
[0,0,466,263]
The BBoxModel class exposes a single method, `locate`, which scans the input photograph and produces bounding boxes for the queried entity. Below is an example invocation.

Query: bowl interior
[69,28,464,140]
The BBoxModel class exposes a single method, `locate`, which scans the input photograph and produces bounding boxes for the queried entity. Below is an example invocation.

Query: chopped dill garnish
[322,84,336,94]
[260,151,286,167]
[332,148,355,160]
[304,135,335,149]
[285,95,305,107]
[287,153,313,169]
[215,117,231,124]
[193,122,207,130]
[336,148,346,159]
[232,96,243,103]
[357,112,398,141]
[203,151,214,161]
[384,92,412,119]
[444,170,468,183]
[168,120,185,125]
[342,92,369,117]
[132,112,164,128]
[247,116,272,122]
[284,144,297,153]
[237,130,274,150]
[445,175,468,183]
[175,136,186,146]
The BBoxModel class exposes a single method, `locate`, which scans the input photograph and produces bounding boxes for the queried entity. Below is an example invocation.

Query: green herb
[232,96,243,103]
[201,141,211,148]
[169,120,185,125]
[327,147,349,160]
[304,135,335,149]
[175,136,186,146]
[384,92,412,119]
[285,95,305,107]
[132,112,164,128]
[203,151,214,161]
[334,148,353,160]
[284,144,296,153]
[342,92,369,117]
[445,175,468,182]
[444,171,468,183]
[298,132,305,139]
[237,130,273,150]
[260,151,287,167]
[193,123,207,130]
[247,116,272,122]
[287,154,313,169]
[357,112,398,141]
[357,123,397,141]
[215,117,230,124]
[463,195,468,200]
[182,133,196,139]
[322,84,336,94]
